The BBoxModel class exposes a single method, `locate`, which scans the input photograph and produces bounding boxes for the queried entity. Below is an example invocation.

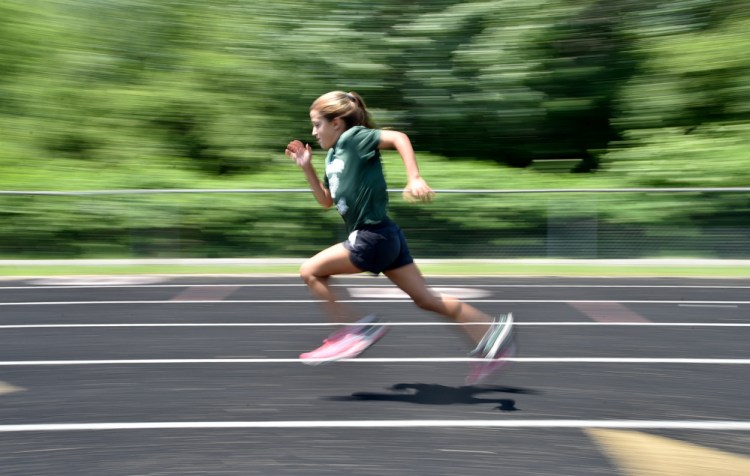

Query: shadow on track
[326,383,539,412]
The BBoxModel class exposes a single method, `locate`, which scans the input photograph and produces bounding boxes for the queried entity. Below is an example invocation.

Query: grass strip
[0,261,748,278]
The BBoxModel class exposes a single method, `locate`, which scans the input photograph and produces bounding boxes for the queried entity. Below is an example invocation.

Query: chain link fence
[2,188,749,259]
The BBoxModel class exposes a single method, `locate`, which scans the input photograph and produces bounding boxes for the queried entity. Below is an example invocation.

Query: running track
[0,276,749,475]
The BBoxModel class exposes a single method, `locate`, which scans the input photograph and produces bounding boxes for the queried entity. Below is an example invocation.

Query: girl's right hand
[403,176,436,203]
[285,140,312,167]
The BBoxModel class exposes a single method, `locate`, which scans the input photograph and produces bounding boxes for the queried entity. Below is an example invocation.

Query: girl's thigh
[301,243,363,278]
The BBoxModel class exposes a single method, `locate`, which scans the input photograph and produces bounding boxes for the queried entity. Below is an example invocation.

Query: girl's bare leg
[299,243,363,323]
[384,263,491,344]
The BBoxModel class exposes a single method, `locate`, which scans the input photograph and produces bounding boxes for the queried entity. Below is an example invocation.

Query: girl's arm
[285,140,333,208]
[379,130,434,202]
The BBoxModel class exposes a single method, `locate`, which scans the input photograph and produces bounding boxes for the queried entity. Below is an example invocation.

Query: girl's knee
[300,260,328,285]
[299,261,315,284]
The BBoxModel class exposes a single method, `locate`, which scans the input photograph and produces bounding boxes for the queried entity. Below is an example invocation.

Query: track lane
[0,276,748,475]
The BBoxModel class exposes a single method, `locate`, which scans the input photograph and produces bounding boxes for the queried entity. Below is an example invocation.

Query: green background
[1,1,748,261]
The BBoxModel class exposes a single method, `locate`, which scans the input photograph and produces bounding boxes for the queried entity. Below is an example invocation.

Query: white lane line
[348,287,492,299]
[4,284,309,290]
[4,284,750,290]
[0,300,748,306]
[0,358,748,366]
[438,449,496,454]
[1,420,750,432]
[1,322,749,330]
[679,304,739,308]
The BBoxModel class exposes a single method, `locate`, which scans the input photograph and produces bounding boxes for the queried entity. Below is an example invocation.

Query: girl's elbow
[395,131,413,150]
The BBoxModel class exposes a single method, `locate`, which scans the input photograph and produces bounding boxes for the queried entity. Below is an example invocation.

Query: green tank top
[323,126,388,233]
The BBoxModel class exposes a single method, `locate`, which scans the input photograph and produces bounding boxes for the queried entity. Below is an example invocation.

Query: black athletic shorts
[343,218,414,274]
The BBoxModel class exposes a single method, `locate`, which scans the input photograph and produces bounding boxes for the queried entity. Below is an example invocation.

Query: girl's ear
[332,117,345,131]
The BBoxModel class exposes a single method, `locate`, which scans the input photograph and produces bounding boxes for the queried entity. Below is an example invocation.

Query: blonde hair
[310,91,376,129]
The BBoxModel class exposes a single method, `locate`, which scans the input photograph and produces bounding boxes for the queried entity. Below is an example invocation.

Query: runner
[285,90,515,384]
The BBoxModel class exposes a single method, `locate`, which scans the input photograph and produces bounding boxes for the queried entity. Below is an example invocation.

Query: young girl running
[285,91,515,384]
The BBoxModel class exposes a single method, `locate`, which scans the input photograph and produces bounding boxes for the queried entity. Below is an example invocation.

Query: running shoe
[465,313,517,385]
[300,315,388,365]
[468,313,514,359]
[465,340,517,385]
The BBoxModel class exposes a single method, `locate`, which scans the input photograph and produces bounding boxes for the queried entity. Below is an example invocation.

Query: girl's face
[310,109,343,149]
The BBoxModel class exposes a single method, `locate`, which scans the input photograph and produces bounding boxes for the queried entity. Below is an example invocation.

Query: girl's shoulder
[338,126,382,160]
[341,125,374,138]
[340,126,380,144]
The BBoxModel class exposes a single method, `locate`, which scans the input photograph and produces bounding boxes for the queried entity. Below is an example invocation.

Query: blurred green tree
[1,0,749,259]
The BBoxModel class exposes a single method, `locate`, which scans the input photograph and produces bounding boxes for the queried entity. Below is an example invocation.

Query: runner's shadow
[326,383,538,412]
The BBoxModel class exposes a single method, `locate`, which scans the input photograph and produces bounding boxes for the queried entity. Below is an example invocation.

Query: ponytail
[311,91,376,129]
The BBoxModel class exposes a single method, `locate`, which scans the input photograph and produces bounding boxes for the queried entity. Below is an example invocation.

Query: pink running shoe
[300,318,388,365]
[465,340,517,386]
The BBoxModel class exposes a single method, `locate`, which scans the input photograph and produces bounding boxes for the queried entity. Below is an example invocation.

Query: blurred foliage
[0,0,749,258]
